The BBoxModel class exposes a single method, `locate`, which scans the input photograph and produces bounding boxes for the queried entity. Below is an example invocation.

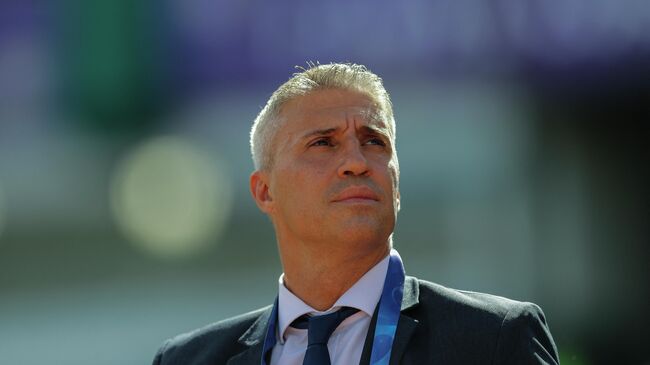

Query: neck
[280,242,390,311]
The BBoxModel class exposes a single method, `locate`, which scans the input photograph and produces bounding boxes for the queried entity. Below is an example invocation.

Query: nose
[337,142,369,177]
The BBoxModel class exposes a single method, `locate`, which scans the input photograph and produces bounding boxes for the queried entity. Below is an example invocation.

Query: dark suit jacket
[152,276,559,364]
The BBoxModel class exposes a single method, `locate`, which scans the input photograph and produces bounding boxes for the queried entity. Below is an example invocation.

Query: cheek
[295,157,332,178]
[375,156,398,186]
[275,165,327,202]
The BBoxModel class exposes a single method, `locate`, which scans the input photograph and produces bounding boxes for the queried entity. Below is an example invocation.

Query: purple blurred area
[0,1,648,365]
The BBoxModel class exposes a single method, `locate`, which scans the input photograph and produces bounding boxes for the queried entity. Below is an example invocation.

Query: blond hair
[250,62,395,171]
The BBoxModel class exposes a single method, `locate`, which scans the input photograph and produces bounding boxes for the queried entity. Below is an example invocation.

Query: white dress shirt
[270,254,390,365]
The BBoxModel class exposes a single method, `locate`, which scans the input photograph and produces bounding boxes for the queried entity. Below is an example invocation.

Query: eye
[310,138,333,147]
[365,137,386,146]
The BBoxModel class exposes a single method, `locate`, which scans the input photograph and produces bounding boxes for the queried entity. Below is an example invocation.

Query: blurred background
[0,1,648,364]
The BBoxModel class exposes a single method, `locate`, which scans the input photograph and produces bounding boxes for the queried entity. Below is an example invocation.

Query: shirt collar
[276,254,390,344]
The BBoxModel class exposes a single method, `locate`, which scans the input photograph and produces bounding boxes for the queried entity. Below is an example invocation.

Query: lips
[332,186,380,202]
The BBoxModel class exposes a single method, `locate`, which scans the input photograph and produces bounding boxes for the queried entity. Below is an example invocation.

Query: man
[152,63,559,365]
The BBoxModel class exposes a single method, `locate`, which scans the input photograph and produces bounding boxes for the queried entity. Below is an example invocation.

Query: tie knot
[291,307,359,345]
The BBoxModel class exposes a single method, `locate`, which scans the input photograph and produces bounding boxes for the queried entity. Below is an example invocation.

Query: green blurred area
[59,0,164,132]
[561,350,589,365]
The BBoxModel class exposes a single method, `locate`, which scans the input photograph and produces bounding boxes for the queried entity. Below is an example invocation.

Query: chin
[337,220,392,245]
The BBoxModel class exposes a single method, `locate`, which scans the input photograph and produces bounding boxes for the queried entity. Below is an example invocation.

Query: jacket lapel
[388,276,420,365]
[226,306,273,365]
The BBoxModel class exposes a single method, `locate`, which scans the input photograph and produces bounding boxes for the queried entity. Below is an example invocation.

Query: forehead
[279,89,387,131]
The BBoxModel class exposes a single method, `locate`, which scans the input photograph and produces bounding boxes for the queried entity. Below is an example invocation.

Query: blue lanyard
[261,249,405,365]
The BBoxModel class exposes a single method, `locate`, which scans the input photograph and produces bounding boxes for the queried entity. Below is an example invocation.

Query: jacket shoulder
[415,278,538,318]
[406,277,559,364]
[153,305,272,365]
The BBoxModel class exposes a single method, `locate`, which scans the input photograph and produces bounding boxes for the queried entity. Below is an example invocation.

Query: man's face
[252,88,400,249]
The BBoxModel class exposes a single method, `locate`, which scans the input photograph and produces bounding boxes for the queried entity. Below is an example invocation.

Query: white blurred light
[110,136,232,259]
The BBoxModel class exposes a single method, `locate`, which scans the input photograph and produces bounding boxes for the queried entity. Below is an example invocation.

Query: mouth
[331,186,380,203]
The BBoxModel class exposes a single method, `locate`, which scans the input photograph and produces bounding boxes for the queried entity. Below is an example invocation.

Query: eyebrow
[300,124,391,141]
[361,125,390,136]
[301,127,338,140]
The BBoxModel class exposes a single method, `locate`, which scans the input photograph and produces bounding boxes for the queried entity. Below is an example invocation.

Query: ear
[250,170,274,214]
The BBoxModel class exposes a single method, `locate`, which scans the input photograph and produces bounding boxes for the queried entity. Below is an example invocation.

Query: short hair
[250,62,396,171]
